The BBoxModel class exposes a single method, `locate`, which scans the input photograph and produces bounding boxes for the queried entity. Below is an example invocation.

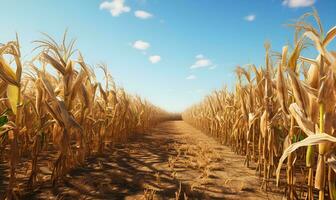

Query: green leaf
[0,115,8,127]
[298,132,305,141]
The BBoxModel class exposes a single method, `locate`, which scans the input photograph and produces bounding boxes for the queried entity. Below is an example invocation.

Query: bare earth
[14,121,284,199]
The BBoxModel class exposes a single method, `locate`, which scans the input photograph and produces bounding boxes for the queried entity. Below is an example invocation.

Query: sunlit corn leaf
[288,69,310,112]
[98,83,107,102]
[276,133,336,185]
[276,59,289,115]
[318,69,336,112]
[288,39,304,72]
[42,52,66,75]
[288,103,315,136]
[304,31,334,64]
[0,56,19,86]
[7,84,19,115]
[323,26,336,47]
[260,110,268,138]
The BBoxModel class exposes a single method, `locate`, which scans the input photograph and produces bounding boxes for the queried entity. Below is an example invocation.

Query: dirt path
[19,121,283,200]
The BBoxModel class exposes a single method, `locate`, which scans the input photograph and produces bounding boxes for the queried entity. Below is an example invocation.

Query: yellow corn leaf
[0,57,18,86]
[7,84,19,115]
[323,26,336,47]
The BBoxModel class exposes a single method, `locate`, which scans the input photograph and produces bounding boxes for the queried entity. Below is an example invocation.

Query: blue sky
[1,0,335,112]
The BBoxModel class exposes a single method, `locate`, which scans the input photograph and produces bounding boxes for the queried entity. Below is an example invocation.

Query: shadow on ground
[17,121,211,200]
[1,121,284,200]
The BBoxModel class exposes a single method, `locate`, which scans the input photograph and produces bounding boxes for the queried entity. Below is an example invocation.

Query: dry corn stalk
[0,32,171,199]
[183,9,336,200]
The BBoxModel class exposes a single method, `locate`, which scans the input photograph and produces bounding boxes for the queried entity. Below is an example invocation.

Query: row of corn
[0,33,170,199]
[182,10,336,200]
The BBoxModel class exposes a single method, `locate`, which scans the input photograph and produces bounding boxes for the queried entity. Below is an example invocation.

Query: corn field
[1,7,336,200]
[183,10,336,200]
[0,33,171,199]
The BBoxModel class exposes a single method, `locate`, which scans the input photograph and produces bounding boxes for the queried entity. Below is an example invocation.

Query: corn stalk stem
[328,166,336,200]
[306,137,314,199]
[287,116,295,199]
[316,103,325,200]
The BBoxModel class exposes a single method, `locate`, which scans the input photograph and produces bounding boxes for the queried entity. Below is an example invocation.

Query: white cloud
[195,54,204,59]
[191,54,213,69]
[100,0,131,16]
[133,40,150,50]
[191,59,212,68]
[186,75,197,80]
[244,14,256,22]
[282,0,315,8]
[149,55,161,64]
[135,10,153,19]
